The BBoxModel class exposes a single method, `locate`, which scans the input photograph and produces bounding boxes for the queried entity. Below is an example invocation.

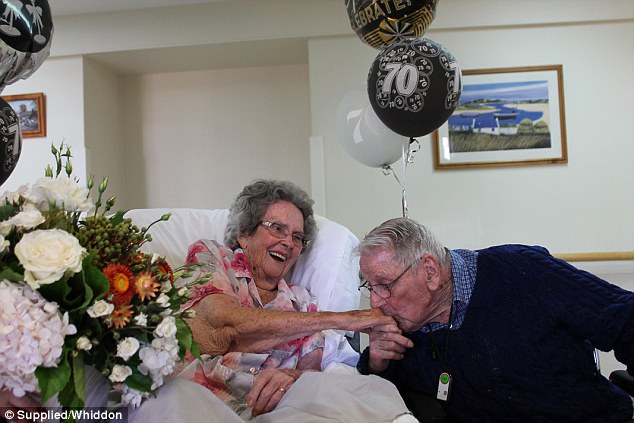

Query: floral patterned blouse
[178,239,324,415]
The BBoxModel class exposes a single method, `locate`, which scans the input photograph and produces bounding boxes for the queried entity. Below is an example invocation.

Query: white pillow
[124,208,360,313]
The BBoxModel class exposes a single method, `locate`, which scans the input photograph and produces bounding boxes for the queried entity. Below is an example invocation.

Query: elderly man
[356,217,634,422]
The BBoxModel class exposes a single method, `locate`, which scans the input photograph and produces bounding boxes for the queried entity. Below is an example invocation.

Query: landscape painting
[433,65,567,169]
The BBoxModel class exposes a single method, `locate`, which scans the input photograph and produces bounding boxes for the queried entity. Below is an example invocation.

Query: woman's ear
[237,234,248,249]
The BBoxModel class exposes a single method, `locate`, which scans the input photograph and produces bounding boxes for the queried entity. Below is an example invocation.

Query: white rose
[116,337,140,361]
[76,336,92,351]
[109,364,132,383]
[87,300,115,318]
[8,203,45,230]
[32,177,94,213]
[14,229,86,289]
[154,316,177,338]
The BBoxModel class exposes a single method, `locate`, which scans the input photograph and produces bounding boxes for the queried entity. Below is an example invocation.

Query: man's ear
[422,254,442,290]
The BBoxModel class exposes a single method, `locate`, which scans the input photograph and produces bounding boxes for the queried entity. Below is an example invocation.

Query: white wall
[1,57,87,192]
[309,20,634,254]
[121,64,311,210]
[83,58,127,207]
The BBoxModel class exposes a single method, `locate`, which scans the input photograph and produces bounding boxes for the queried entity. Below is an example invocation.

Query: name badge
[436,372,451,401]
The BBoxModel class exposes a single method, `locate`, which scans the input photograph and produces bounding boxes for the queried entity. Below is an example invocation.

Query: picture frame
[2,92,46,138]
[433,65,567,169]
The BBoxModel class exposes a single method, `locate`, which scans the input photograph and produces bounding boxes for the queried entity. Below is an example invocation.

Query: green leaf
[0,267,24,282]
[190,340,201,358]
[109,210,126,225]
[175,317,194,357]
[0,203,17,220]
[72,354,86,403]
[36,354,71,403]
[37,278,72,307]
[58,379,84,409]
[82,258,109,301]
[124,371,153,393]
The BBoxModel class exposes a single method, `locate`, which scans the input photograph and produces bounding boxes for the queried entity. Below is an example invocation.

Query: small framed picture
[433,65,567,169]
[3,92,46,138]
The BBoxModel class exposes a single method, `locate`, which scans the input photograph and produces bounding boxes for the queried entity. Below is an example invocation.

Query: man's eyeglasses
[260,220,308,248]
[358,259,418,299]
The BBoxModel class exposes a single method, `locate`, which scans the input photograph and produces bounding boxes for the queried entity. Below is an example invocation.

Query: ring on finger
[279,386,287,393]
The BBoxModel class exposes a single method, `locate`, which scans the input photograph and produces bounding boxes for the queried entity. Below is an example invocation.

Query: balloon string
[382,137,419,218]
[382,164,408,217]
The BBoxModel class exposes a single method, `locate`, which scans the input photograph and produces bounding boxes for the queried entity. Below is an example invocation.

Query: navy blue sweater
[359,245,634,422]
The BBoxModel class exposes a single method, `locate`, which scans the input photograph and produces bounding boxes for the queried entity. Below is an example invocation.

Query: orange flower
[134,271,160,301]
[155,257,174,282]
[104,264,136,306]
[109,304,133,329]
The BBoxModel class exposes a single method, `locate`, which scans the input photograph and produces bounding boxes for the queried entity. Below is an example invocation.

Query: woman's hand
[344,307,400,333]
[246,368,302,417]
[0,389,41,423]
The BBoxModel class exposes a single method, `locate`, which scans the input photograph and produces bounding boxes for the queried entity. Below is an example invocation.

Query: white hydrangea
[119,384,146,408]
[30,176,94,213]
[0,281,76,397]
[14,229,86,289]
[138,336,179,389]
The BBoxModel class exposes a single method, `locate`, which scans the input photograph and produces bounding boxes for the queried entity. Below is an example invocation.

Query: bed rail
[554,251,634,262]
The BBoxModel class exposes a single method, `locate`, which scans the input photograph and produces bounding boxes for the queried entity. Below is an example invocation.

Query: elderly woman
[178,179,396,418]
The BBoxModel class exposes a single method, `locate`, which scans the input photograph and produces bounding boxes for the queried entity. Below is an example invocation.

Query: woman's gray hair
[358,217,449,270]
[224,179,316,252]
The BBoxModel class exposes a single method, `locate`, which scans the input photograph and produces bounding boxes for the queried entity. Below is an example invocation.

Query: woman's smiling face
[238,200,305,290]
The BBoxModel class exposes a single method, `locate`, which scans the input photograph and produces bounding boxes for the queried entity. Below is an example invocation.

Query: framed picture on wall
[2,92,46,138]
[433,65,567,169]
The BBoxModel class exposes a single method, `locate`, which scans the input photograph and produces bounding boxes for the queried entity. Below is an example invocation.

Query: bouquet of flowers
[0,144,200,410]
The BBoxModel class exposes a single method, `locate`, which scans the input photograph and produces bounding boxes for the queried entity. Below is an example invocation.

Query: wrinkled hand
[368,321,414,373]
[346,308,400,333]
[0,389,41,423]
[247,368,301,417]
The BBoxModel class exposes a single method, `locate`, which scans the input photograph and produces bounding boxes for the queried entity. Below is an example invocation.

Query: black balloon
[367,37,462,138]
[0,97,21,186]
[0,0,53,92]
[345,0,438,49]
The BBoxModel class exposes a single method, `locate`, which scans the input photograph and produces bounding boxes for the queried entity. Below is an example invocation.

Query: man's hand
[368,322,414,373]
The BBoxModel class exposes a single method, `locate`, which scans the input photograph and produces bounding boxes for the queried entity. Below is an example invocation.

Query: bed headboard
[124,208,361,313]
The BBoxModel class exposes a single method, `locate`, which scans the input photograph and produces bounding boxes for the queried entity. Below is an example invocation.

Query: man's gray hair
[359,217,448,268]
[224,179,316,252]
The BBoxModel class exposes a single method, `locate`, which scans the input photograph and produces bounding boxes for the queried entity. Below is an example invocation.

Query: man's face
[359,248,434,332]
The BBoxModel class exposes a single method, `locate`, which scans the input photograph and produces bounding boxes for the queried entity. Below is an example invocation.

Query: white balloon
[336,84,405,168]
